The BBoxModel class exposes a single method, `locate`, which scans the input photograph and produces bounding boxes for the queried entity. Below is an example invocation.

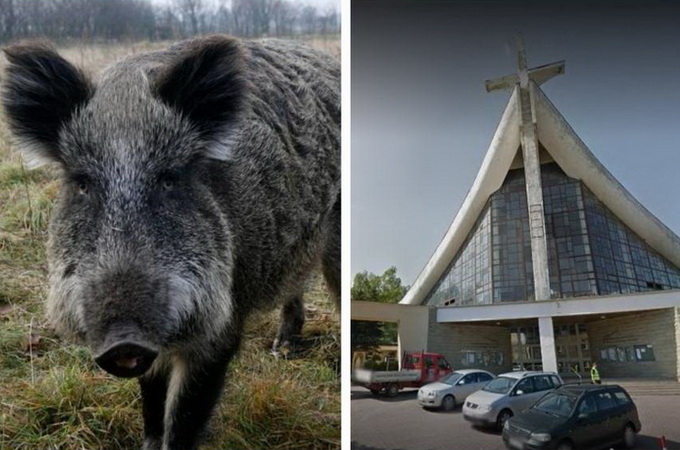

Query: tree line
[0,0,340,44]
[351,267,408,357]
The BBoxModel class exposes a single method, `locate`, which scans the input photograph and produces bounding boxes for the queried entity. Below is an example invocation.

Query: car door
[608,389,633,442]
[523,375,552,409]
[533,375,556,397]
[511,377,537,412]
[571,394,606,449]
[455,373,480,399]
[476,372,494,390]
[423,355,436,383]
[436,356,452,380]
[550,375,563,388]
[593,390,618,443]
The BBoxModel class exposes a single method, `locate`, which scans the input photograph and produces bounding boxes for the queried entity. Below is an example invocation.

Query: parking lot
[351,386,680,450]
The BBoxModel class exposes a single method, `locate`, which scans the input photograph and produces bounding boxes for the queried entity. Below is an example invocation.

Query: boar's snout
[94,328,159,378]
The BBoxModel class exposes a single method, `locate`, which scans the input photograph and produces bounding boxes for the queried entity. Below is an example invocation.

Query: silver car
[462,371,563,430]
[418,369,495,411]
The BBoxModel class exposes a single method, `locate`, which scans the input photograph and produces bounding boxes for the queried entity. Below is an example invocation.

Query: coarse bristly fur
[1,35,340,450]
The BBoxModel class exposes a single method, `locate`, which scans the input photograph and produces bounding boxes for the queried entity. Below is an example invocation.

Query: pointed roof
[401,81,680,305]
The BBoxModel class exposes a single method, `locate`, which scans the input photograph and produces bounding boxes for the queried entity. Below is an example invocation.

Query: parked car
[463,371,563,430]
[418,369,496,411]
[502,384,641,450]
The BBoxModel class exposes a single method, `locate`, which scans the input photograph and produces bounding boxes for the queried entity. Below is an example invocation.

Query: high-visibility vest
[591,366,600,382]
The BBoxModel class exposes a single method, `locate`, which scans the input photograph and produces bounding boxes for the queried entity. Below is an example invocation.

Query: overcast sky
[351,1,680,287]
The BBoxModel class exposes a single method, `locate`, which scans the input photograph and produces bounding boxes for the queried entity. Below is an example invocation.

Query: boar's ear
[155,36,247,160]
[1,43,93,168]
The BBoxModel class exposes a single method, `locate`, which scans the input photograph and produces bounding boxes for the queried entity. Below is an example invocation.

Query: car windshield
[440,373,463,385]
[482,376,515,394]
[533,393,577,417]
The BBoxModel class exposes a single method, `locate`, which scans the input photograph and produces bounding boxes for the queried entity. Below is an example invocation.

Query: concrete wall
[676,307,680,380]
[351,301,431,365]
[427,310,513,374]
[588,308,679,380]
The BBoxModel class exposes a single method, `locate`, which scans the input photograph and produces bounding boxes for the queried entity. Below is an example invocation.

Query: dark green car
[501,384,641,450]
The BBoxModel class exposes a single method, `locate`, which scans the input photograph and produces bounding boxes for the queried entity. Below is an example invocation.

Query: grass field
[0,38,340,450]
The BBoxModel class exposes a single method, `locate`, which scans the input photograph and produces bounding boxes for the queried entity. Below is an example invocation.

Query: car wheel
[441,395,456,411]
[386,383,399,397]
[496,409,513,430]
[370,389,380,396]
[556,440,573,450]
[622,424,636,448]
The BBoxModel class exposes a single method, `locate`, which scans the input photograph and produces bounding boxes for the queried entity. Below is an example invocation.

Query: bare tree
[0,0,337,44]
[0,0,15,42]
[299,5,317,35]
[272,0,297,36]
[175,0,203,36]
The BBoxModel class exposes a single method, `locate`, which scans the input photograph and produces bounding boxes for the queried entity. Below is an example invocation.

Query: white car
[462,371,564,430]
[418,369,495,411]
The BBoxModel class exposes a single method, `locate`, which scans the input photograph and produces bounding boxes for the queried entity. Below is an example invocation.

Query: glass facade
[491,169,534,302]
[425,168,534,306]
[423,206,492,306]
[542,164,597,298]
[425,159,680,307]
[583,185,680,293]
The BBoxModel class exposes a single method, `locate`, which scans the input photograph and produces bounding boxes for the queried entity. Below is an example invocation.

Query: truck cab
[402,351,453,384]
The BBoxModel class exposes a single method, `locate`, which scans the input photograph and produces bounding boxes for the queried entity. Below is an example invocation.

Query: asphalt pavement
[351,386,680,450]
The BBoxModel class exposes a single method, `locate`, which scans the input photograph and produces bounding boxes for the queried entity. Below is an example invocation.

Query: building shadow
[470,425,502,437]
[420,405,463,414]
[351,441,408,450]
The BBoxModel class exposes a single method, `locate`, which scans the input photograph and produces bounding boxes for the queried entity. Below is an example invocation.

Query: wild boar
[1,35,340,450]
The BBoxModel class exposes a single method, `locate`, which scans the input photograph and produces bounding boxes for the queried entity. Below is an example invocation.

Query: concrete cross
[485,35,565,372]
[485,35,565,93]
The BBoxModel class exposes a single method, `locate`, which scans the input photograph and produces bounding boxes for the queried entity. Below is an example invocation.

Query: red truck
[352,351,453,397]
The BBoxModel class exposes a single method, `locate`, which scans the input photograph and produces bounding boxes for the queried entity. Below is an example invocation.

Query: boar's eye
[159,173,179,191]
[78,182,88,196]
[70,175,91,197]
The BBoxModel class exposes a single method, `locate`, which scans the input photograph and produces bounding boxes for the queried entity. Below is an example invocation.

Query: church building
[352,42,680,380]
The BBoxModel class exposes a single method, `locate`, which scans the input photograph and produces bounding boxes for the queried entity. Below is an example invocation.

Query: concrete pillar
[538,316,558,373]
[397,313,430,367]
[518,87,551,302]
[516,39,556,371]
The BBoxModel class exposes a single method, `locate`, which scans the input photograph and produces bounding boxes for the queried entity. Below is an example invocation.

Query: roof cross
[485,35,565,93]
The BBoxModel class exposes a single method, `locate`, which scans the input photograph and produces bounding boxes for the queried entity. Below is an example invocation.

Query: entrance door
[510,322,591,377]
[554,323,591,378]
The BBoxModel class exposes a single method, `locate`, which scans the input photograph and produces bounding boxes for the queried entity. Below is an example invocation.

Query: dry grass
[0,37,340,450]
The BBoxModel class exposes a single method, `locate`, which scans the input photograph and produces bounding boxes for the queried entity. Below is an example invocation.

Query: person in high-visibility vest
[591,362,601,384]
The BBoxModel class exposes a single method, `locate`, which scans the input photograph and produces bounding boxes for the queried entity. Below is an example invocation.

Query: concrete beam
[436,290,680,323]
[351,301,431,363]
[352,301,429,322]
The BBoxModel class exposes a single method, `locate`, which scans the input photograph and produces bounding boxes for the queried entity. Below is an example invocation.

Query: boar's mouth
[94,340,159,378]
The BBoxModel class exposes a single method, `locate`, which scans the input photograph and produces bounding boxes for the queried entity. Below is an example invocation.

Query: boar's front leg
[139,371,169,450]
[272,294,305,355]
[161,344,240,450]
